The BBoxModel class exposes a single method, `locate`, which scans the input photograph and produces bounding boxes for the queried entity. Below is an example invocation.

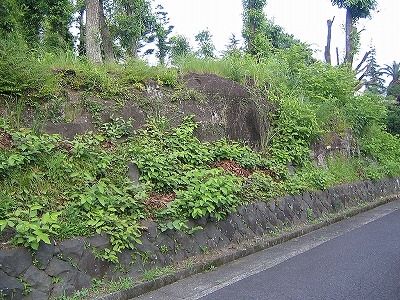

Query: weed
[159,245,169,254]
[100,115,134,140]
[141,266,175,281]
[208,265,217,271]
[108,277,134,292]
[306,208,314,221]
[199,245,208,253]
[184,260,194,269]
[52,277,63,284]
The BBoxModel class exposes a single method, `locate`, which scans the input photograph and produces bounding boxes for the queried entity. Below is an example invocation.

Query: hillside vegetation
[1,35,400,263]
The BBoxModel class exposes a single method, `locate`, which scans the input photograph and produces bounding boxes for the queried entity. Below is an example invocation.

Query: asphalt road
[134,200,400,300]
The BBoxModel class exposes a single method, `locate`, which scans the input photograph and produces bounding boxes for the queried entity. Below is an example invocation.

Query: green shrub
[163,168,242,221]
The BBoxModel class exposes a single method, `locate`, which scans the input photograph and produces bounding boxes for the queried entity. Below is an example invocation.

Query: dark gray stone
[127,161,140,186]
[45,258,76,277]
[175,230,198,257]
[117,249,136,268]
[230,214,254,237]
[192,230,208,250]
[239,208,256,228]
[215,234,230,249]
[86,233,110,250]
[23,265,52,294]
[44,122,94,140]
[203,223,223,241]
[275,208,287,223]
[0,227,16,244]
[58,238,85,263]
[232,231,244,244]
[141,220,159,243]
[293,195,303,212]
[78,249,110,278]
[0,270,24,300]
[218,220,236,241]
[132,238,159,266]
[254,209,268,230]
[46,259,79,298]
[0,247,32,277]
[75,270,92,290]
[33,240,55,270]
[22,288,48,300]
[283,197,296,221]
[235,205,247,217]
[254,201,269,216]
[50,282,76,298]
[155,234,175,256]
[266,199,276,211]
[302,192,313,207]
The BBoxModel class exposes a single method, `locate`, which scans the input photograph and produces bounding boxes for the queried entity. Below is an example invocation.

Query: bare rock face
[43,73,273,148]
[180,73,272,148]
[310,132,356,166]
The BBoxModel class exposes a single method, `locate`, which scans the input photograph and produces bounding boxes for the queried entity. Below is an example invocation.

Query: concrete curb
[95,194,399,300]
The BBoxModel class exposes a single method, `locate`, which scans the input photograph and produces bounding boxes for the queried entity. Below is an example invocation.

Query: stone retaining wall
[1,178,400,299]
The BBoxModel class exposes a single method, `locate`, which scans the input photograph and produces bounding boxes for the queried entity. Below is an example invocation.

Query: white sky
[155,0,399,68]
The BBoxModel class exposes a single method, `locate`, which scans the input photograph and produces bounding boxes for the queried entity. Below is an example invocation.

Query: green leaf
[0,220,7,231]
[34,229,51,244]
[98,183,105,194]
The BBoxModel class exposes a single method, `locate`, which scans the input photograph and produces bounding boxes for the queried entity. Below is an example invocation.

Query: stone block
[302,192,312,207]
[86,233,110,250]
[50,282,76,299]
[23,265,52,295]
[266,199,276,211]
[58,238,85,264]
[0,247,32,277]
[191,230,208,250]
[78,249,110,278]
[229,214,254,237]
[232,231,244,244]
[22,288,48,300]
[0,270,24,300]
[141,220,159,243]
[33,241,56,270]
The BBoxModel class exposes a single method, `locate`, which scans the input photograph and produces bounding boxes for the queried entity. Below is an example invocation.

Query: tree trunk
[78,6,86,56]
[125,4,139,58]
[336,47,340,65]
[324,17,335,64]
[99,0,115,62]
[86,0,102,63]
[344,7,354,66]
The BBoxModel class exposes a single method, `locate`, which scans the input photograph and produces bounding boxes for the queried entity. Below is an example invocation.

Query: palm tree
[381,61,400,85]
[381,61,400,100]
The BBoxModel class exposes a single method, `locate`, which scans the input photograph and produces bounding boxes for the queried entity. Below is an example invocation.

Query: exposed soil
[145,193,176,210]
[0,128,12,149]
[211,159,252,178]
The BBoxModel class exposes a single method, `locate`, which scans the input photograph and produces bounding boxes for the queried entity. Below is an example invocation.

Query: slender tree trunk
[99,0,115,62]
[78,6,86,56]
[125,4,139,58]
[344,7,354,66]
[336,47,340,65]
[86,0,102,63]
[245,0,256,55]
[324,17,335,64]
